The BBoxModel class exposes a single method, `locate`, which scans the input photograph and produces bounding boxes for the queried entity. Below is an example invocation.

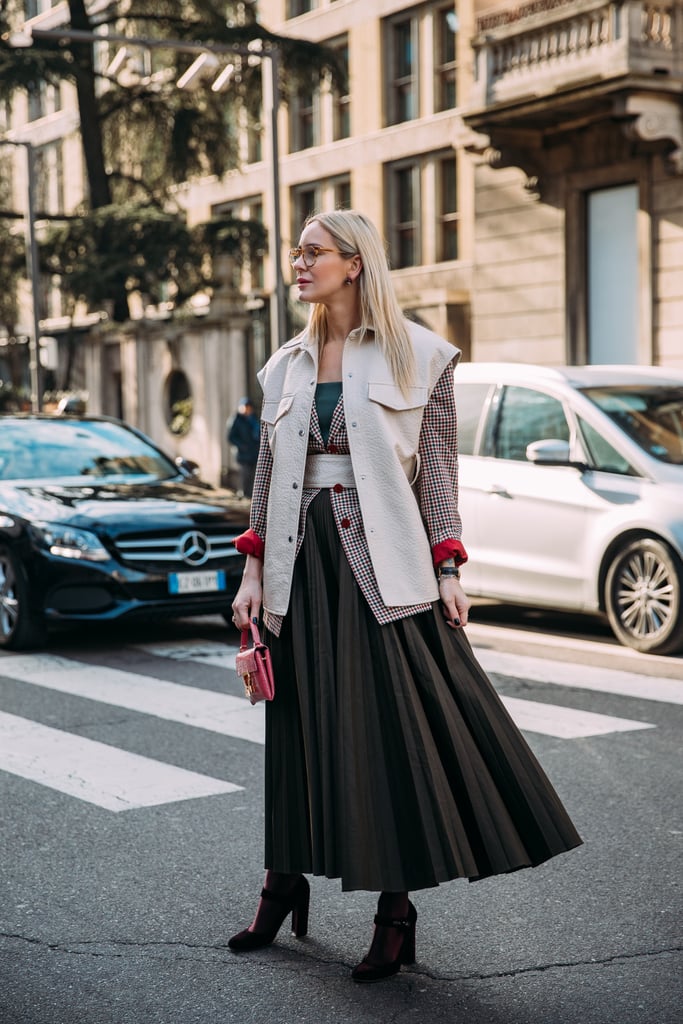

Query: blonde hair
[301,210,416,393]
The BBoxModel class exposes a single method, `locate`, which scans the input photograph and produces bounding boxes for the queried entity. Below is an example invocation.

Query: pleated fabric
[264,492,582,892]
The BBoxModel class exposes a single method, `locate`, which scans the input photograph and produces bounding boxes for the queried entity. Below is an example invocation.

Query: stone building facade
[464,0,683,368]
[3,0,682,483]
[180,0,682,370]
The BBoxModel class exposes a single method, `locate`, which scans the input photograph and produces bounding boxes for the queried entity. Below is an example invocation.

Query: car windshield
[581,385,683,465]
[0,419,179,482]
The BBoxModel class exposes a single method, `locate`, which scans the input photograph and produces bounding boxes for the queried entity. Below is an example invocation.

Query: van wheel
[605,538,683,654]
[0,546,47,650]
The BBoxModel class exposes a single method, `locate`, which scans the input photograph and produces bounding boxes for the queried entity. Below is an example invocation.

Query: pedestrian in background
[227,397,260,498]
[230,210,582,982]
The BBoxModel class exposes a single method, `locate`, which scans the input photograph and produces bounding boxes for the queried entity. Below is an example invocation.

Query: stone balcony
[464,0,683,171]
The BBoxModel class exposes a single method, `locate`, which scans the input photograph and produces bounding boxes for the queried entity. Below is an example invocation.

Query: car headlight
[30,522,111,562]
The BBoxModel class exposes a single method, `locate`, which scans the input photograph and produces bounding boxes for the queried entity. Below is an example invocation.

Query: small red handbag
[235,620,275,705]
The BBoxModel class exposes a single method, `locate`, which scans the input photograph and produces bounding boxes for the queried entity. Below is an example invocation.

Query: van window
[494,387,570,461]
[578,417,635,475]
[453,382,491,455]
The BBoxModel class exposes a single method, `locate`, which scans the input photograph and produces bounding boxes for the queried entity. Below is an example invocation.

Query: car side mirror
[526,439,572,465]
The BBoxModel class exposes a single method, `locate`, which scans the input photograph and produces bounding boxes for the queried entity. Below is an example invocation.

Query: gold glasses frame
[288,245,343,268]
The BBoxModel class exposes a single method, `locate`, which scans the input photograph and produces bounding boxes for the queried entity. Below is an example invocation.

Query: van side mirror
[526,439,572,465]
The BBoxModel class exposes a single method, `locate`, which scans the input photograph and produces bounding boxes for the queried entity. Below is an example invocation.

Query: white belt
[303,453,356,489]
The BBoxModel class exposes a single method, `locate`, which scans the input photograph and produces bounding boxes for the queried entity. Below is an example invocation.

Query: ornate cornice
[617,94,683,175]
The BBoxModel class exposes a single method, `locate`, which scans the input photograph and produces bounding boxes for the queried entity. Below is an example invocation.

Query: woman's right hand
[231,556,263,630]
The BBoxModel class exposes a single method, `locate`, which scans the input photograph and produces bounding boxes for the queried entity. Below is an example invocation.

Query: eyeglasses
[288,245,343,268]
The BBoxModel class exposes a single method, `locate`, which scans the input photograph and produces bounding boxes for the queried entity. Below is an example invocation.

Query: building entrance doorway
[587,184,639,364]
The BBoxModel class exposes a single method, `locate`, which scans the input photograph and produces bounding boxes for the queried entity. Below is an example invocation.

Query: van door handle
[487,484,512,498]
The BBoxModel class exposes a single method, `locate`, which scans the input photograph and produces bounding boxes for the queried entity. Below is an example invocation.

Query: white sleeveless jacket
[256,321,460,617]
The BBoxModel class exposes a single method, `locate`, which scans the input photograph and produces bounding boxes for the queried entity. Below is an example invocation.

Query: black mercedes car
[0,415,250,649]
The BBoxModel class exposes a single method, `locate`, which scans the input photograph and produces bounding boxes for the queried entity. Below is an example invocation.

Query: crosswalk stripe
[0,710,241,812]
[138,638,682,705]
[135,641,655,738]
[500,696,654,739]
[134,640,237,669]
[0,653,265,745]
[477,649,683,704]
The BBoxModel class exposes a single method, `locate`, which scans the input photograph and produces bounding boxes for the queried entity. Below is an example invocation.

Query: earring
[344,276,353,286]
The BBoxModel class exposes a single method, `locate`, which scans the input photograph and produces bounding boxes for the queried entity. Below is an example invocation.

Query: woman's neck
[318,336,344,381]
[323,298,361,346]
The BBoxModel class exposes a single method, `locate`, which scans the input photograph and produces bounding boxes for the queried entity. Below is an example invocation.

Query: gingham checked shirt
[236,362,468,637]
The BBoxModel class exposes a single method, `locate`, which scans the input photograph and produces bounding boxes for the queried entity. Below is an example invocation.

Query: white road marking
[477,649,683,705]
[499,696,654,739]
[0,654,265,745]
[134,641,656,738]
[134,640,237,670]
[467,621,683,672]
[0,710,241,812]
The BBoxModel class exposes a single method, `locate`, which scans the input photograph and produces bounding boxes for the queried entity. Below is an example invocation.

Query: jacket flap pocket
[368,382,429,411]
[261,393,294,425]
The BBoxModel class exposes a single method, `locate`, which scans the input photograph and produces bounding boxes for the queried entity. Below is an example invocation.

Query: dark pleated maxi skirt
[264,493,582,892]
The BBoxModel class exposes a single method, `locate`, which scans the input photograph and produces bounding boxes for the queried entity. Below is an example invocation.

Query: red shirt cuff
[234,528,265,560]
[432,539,468,568]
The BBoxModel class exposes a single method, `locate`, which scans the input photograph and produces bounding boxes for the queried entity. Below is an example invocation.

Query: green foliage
[0,1,78,97]
[40,201,267,310]
[0,0,344,320]
[0,219,24,334]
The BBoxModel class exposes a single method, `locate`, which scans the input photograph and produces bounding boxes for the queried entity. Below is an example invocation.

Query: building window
[435,6,458,111]
[333,175,352,210]
[25,0,56,18]
[386,161,420,268]
[385,151,460,268]
[291,184,321,241]
[385,13,418,125]
[27,85,43,122]
[246,113,262,164]
[289,84,318,153]
[291,178,349,236]
[27,80,61,122]
[436,153,458,260]
[244,198,265,291]
[212,198,265,293]
[331,38,350,141]
[287,0,315,18]
[35,141,64,215]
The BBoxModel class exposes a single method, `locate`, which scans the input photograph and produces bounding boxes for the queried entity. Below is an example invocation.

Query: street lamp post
[30,25,287,353]
[1,138,42,411]
[262,44,287,355]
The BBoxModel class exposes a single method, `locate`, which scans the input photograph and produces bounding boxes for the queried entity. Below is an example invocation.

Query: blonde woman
[229,210,581,982]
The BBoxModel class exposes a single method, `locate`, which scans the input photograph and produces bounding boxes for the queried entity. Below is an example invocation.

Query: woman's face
[292,223,355,305]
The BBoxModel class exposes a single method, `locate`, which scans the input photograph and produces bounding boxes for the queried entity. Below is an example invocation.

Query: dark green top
[315,381,343,446]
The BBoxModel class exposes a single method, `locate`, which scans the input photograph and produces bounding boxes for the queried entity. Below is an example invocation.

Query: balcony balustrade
[469,0,682,111]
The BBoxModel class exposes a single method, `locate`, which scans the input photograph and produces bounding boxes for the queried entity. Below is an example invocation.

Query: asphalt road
[0,612,681,1024]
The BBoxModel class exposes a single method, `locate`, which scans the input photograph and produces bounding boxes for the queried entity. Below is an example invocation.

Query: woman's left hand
[438,577,471,628]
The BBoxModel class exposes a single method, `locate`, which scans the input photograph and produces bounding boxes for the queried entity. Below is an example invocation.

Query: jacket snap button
[288,536,294,542]
[293,482,298,489]
[333,483,344,493]
[341,517,351,528]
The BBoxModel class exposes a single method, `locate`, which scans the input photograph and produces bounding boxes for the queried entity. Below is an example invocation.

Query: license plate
[168,570,227,595]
